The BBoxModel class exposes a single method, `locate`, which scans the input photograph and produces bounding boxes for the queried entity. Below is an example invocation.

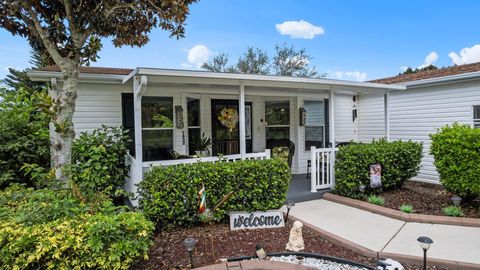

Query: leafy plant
[443,206,464,217]
[138,158,291,229]
[0,185,154,270]
[399,204,414,213]
[0,88,50,188]
[430,123,480,199]
[69,126,130,198]
[367,195,385,206]
[334,139,423,198]
[191,132,212,153]
[152,114,173,128]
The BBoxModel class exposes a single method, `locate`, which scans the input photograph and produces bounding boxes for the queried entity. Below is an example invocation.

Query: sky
[1,0,480,82]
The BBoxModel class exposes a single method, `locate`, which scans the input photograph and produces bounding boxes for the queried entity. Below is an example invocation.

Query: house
[28,66,404,204]
[361,62,480,184]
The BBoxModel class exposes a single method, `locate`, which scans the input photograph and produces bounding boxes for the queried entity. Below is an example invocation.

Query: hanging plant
[217,107,239,132]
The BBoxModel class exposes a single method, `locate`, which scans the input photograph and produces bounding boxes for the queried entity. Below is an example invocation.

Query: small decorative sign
[229,211,285,230]
[370,163,382,188]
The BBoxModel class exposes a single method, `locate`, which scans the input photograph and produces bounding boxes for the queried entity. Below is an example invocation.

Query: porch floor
[286,174,330,203]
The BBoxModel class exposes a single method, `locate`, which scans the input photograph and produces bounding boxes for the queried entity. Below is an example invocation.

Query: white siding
[334,94,356,142]
[357,94,385,142]
[357,79,480,183]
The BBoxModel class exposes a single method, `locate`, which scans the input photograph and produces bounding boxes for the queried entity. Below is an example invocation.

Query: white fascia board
[402,71,480,88]
[134,67,406,91]
[27,70,125,83]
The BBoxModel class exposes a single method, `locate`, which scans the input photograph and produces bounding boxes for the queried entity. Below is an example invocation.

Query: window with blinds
[304,100,325,150]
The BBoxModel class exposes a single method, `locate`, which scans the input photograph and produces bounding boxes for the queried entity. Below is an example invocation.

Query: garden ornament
[285,221,305,252]
[376,258,404,270]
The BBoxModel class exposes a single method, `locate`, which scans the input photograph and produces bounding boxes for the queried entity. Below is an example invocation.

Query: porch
[121,68,404,203]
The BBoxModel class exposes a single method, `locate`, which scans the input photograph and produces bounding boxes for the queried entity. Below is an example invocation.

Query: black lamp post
[285,200,295,221]
[417,236,433,270]
[182,237,197,268]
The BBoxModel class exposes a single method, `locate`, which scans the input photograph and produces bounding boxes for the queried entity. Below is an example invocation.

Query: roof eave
[27,70,126,83]
[401,71,480,88]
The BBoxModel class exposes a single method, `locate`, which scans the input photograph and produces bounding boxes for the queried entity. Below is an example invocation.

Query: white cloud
[400,66,409,72]
[418,51,438,69]
[331,71,367,82]
[448,44,480,65]
[186,45,213,68]
[275,20,325,39]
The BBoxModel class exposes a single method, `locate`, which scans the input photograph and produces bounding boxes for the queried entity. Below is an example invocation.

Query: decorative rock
[377,259,404,270]
[286,221,305,252]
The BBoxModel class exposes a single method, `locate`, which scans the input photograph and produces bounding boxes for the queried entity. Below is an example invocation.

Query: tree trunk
[50,63,79,185]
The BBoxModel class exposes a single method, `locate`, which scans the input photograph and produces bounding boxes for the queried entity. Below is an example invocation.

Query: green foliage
[0,88,50,188]
[443,206,464,217]
[430,123,480,199]
[334,139,423,198]
[152,114,173,128]
[399,204,414,213]
[367,195,385,206]
[0,185,154,270]
[69,126,130,198]
[138,158,291,229]
[400,64,438,75]
[191,132,212,153]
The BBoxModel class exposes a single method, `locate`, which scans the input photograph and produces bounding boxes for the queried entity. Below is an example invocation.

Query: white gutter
[123,67,406,91]
[27,70,126,82]
[401,70,480,88]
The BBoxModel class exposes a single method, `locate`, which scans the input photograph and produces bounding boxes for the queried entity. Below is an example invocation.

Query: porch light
[255,244,267,260]
[182,237,197,268]
[417,236,433,270]
[285,200,295,221]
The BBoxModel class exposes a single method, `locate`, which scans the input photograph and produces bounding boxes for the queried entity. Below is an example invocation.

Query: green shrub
[0,185,154,270]
[138,158,291,229]
[334,139,423,198]
[0,88,50,188]
[399,204,414,213]
[443,206,464,217]
[69,126,130,197]
[430,123,480,199]
[367,195,384,206]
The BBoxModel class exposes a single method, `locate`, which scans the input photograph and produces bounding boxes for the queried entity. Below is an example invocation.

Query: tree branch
[63,0,82,49]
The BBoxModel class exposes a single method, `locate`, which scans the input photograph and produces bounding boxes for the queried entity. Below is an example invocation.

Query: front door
[211,99,253,155]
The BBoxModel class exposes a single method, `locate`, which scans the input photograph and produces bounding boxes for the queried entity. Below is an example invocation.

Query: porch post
[133,75,147,165]
[329,87,336,187]
[384,90,390,142]
[239,81,246,159]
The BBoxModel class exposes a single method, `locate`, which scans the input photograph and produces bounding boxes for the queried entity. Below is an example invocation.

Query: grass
[367,195,384,206]
[443,206,464,217]
[399,204,414,213]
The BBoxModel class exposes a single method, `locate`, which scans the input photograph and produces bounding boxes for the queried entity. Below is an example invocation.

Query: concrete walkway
[286,199,480,267]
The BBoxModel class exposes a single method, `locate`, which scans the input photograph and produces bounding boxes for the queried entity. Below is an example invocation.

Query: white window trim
[303,99,326,152]
[473,105,480,128]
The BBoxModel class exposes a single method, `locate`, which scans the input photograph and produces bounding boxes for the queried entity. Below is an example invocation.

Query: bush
[443,206,464,217]
[334,139,423,198]
[399,204,414,213]
[0,88,50,188]
[69,126,130,197]
[367,195,384,206]
[138,158,291,229]
[430,123,480,199]
[0,185,154,270]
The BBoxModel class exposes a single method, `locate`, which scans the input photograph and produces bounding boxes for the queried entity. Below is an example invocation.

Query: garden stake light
[417,236,433,270]
[286,200,295,221]
[358,184,366,193]
[255,244,267,260]
[182,237,197,268]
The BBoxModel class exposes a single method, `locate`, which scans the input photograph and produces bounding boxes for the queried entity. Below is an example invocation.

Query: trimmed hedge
[334,139,423,197]
[138,158,291,229]
[0,186,154,270]
[430,123,480,199]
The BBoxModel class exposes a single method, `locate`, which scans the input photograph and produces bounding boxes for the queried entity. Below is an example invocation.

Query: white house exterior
[29,66,404,202]
[360,62,480,184]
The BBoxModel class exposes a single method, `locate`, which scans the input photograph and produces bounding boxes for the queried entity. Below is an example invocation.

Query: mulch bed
[131,222,445,270]
[379,181,480,218]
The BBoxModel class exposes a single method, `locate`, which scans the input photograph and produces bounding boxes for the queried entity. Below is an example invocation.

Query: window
[142,97,173,161]
[265,101,290,142]
[121,93,135,156]
[187,98,201,155]
[304,100,325,150]
[474,105,480,128]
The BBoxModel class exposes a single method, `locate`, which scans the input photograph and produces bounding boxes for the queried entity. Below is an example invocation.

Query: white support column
[384,90,390,142]
[239,81,246,159]
[329,87,336,187]
[310,146,317,192]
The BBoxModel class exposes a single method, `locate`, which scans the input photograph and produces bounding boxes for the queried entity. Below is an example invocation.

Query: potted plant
[192,133,212,157]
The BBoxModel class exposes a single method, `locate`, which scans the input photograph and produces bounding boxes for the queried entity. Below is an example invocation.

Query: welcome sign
[229,211,285,230]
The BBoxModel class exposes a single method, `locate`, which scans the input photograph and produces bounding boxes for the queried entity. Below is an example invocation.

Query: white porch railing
[310,146,338,192]
[143,149,271,169]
